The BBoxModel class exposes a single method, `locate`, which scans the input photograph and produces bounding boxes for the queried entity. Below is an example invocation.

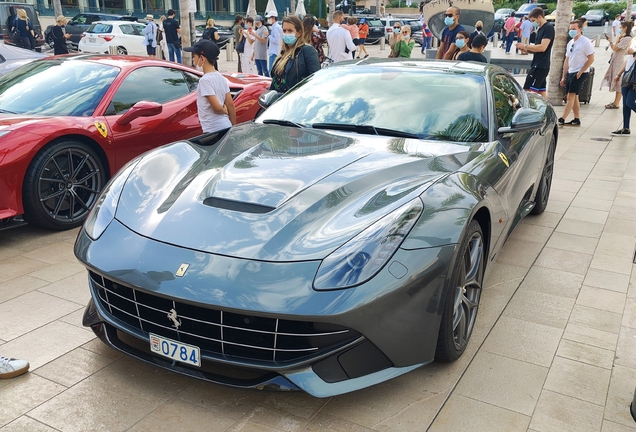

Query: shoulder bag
[621,60,636,88]
[236,32,246,53]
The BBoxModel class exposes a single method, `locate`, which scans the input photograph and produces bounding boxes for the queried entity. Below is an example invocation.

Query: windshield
[259,66,489,142]
[86,23,113,33]
[366,19,383,26]
[588,10,603,16]
[517,4,537,13]
[0,60,119,116]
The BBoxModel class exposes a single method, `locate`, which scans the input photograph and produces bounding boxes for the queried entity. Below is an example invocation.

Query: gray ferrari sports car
[76,59,557,397]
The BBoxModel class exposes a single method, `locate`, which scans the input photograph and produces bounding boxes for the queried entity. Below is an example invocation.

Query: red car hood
[223,72,272,85]
[0,115,48,129]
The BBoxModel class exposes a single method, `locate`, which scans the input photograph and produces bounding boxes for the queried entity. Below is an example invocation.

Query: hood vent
[203,197,275,214]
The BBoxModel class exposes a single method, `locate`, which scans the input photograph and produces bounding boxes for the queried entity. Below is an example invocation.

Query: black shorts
[359,38,366,45]
[523,67,549,92]
[146,45,156,55]
[565,72,589,95]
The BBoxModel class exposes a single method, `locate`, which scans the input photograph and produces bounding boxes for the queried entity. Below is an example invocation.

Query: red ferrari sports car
[0,55,270,230]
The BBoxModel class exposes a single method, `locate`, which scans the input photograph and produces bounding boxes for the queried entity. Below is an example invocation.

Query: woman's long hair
[17,9,27,20]
[206,18,215,28]
[273,16,305,76]
[621,21,634,39]
[302,15,315,44]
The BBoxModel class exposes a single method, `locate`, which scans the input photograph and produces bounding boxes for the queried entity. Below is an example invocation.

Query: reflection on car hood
[0,115,48,129]
[115,123,480,261]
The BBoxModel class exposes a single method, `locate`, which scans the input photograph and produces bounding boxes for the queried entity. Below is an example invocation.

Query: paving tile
[585,179,622,192]
[454,351,547,416]
[34,347,113,387]
[258,392,330,420]
[230,405,308,432]
[58,308,86,329]
[584,269,631,293]
[177,381,263,421]
[28,359,195,432]
[601,420,636,432]
[483,262,528,288]
[507,223,553,245]
[556,338,615,370]
[554,168,590,182]
[20,242,77,265]
[610,205,636,222]
[551,179,584,193]
[128,398,236,432]
[569,304,623,334]
[547,232,598,255]
[300,413,374,432]
[554,160,596,172]
[535,247,593,275]
[503,290,575,329]
[517,266,584,299]
[491,239,545,268]
[559,152,601,163]
[226,420,279,432]
[0,321,95,370]
[590,254,634,276]
[80,338,126,361]
[522,212,562,229]
[37,271,90,306]
[371,391,450,432]
[563,206,609,225]
[544,356,612,406]
[0,416,57,432]
[428,394,530,432]
[530,389,604,432]
[0,291,83,340]
[481,315,562,367]
[548,189,577,204]
[563,322,619,352]
[577,186,618,201]
[570,196,615,212]
[605,365,636,428]
[615,326,636,370]
[622,297,636,330]
[0,374,66,428]
[0,256,49,284]
[555,218,604,238]
[545,199,570,214]
[595,233,636,258]
[0,275,49,304]
[576,286,627,314]
[28,259,85,284]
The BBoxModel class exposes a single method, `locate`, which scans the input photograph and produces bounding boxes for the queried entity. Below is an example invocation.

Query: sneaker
[611,128,630,136]
[558,117,565,126]
[565,118,581,126]
[0,356,29,379]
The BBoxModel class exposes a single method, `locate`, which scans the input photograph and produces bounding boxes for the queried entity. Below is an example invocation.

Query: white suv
[78,21,147,56]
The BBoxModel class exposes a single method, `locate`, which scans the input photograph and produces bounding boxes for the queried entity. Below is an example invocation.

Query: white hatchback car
[78,21,147,56]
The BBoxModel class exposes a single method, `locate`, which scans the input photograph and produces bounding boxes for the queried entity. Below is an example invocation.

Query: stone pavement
[1,39,636,432]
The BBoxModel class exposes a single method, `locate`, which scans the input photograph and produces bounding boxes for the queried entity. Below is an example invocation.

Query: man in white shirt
[612,15,621,41]
[559,20,595,127]
[326,11,357,63]
[266,11,282,75]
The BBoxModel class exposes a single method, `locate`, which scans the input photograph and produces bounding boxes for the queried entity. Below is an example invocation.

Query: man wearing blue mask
[516,7,554,98]
[558,20,595,126]
[436,6,464,60]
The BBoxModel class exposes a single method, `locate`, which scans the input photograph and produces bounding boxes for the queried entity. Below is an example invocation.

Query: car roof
[91,20,142,25]
[330,58,490,76]
[50,54,193,70]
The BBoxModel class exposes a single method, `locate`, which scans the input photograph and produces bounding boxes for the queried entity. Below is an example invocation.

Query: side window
[183,71,200,92]
[133,24,146,35]
[87,15,100,24]
[110,67,190,114]
[73,14,87,25]
[492,74,523,128]
[119,24,136,35]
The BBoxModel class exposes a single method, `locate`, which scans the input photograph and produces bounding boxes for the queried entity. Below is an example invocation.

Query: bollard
[380,36,385,50]
[108,45,118,55]
[226,37,234,61]
[493,33,498,48]
[595,34,601,48]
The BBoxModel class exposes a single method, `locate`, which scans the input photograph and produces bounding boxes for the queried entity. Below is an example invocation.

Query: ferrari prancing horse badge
[94,121,108,138]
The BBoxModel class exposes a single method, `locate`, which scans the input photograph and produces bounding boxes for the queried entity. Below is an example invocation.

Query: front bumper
[76,219,455,397]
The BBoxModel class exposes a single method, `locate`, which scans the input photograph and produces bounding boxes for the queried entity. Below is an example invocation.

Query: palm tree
[546,1,573,106]
[328,0,336,25]
[627,1,634,22]
[247,0,257,17]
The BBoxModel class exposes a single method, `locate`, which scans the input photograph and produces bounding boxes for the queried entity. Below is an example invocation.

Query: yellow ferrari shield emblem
[498,152,509,168]
[175,263,190,277]
[94,121,108,138]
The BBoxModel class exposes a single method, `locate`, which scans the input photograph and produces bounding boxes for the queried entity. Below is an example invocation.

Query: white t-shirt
[197,71,232,133]
[566,36,594,73]
[613,19,620,34]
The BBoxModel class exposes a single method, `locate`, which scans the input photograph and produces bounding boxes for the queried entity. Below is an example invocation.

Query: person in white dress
[158,15,169,60]
[241,17,256,74]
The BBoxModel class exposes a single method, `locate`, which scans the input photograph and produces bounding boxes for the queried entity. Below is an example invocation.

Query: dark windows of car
[492,74,523,128]
[183,71,200,92]
[86,23,113,34]
[119,24,137,35]
[365,19,383,27]
[0,60,119,116]
[109,67,191,114]
[259,67,489,142]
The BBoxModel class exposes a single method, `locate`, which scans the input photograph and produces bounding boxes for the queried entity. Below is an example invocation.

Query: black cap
[184,39,220,63]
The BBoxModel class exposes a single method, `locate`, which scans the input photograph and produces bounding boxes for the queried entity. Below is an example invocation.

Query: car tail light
[99,35,115,41]
[80,32,86,39]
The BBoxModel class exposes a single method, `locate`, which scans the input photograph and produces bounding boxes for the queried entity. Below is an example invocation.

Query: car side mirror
[116,101,163,126]
[258,90,282,109]
[497,107,545,134]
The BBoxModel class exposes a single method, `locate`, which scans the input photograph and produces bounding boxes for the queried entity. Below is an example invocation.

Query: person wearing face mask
[326,11,357,63]
[457,33,488,63]
[516,8,554,98]
[241,17,256,74]
[51,15,71,55]
[250,15,269,76]
[602,21,632,109]
[391,24,415,58]
[389,23,401,50]
[142,15,157,58]
[451,31,470,60]
[184,40,236,133]
[558,20,595,126]
[519,17,532,54]
[436,6,465,60]
[468,20,484,49]
[266,11,283,75]
[270,16,320,94]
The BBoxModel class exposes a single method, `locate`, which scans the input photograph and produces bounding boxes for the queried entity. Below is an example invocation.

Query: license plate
[89,38,95,43]
[149,333,201,367]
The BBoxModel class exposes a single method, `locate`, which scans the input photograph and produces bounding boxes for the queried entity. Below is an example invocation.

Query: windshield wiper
[312,123,419,139]
[0,109,16,114]
[262,119,305,128]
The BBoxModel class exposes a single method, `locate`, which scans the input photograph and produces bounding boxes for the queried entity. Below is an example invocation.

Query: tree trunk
[547,0,573,105]
[53,0,62,19]
[247,0,257,17]
[291,0,296,15]
[327,0,335,25]
[627,0,634,22]
[376,0,380,17]
[179,0,192,66]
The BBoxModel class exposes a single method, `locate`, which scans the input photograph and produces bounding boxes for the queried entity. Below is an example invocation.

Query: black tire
[530,134,555,215]
[117,46,127,55]
[22,140,106,230]
[435,220,485,362]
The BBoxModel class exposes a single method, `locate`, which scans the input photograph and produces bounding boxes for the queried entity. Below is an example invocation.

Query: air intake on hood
[203,197,275,214]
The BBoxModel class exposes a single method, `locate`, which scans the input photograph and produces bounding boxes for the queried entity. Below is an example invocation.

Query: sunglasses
[401,31,409,35]
[444,13,454,17]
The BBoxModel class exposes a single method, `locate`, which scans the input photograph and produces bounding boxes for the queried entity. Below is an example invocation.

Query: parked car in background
[77,59,557,398]
[0,43,45,76]
[621,5,636,21]
[360,17,385,43]
[0,55,270,230]
[545,10,576,25]
[195,24,233,48]
[494,8,515,21]
[62,13,138,49]
[582,9,610,25]
[0,2,44,49]
[79,21,147,55]
[514,3,548,19]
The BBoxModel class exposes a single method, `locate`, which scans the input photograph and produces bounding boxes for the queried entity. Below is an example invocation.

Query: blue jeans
[168,43,181,63]
[269,53,277,75]
[421,36,431,52]
[505,31,515,53]
[621,84,636,129]
[255,59,269,77]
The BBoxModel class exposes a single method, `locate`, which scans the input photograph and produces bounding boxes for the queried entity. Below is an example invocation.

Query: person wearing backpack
[203,18,220,43]
[51,15,71,55]
[12,9,34,50]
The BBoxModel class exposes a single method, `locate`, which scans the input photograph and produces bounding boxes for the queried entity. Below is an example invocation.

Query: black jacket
[270,44,321,93]
[52,25,69,55]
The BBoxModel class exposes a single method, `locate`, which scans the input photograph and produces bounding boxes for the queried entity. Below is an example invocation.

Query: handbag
[236,34,245,53]
[621,61,636,88]
[388,41,399,58]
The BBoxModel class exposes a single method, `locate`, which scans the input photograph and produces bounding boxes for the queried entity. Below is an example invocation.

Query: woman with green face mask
[270,16,321,94]
[392,24,415,58]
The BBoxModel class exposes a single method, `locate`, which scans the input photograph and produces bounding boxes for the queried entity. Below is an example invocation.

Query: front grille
[89,271,360,364]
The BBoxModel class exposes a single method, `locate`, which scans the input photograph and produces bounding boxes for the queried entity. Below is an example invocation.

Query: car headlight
[314,198,424,290]
[83,160,139,240]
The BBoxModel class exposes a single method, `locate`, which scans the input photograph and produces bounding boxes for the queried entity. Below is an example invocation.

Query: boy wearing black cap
[184,40,236,132]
